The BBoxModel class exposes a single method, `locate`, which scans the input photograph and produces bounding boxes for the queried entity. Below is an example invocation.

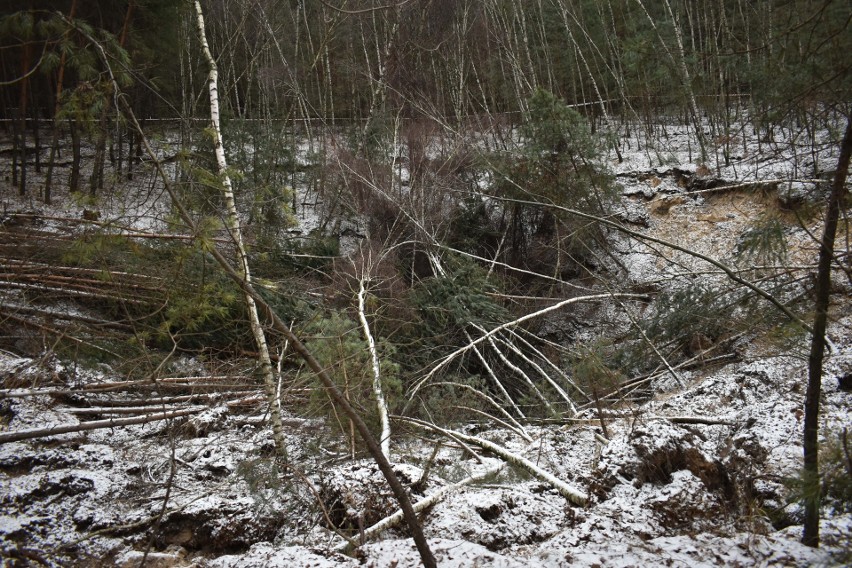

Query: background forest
[0,1,851,566]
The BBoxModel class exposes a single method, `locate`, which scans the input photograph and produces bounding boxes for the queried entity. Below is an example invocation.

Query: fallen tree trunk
[0,407,204,444]
[337,457,508,553]
[401,416,588,506]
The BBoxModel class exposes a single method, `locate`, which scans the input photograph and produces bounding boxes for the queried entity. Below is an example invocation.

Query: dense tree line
[3,1,849,125]
[2,1,849,201]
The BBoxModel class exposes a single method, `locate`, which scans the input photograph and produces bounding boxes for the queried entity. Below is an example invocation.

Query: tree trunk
[69,119,81,193]
[192,0,287,460]
[31,101,40,174]
[89,102,109,196]
[356,257,392,460]
[16,41,32,196]
[802,116,852,547]
[636,0,707,162]
[44,0,77,206]
[0,407,204,444]
[44,125,59,204]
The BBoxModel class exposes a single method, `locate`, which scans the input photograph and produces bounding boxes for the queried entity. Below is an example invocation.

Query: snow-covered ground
[1,117,850,566]
[2,344,849,566]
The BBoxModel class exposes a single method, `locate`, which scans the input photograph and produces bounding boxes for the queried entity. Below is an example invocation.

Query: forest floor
[0,119,850,567]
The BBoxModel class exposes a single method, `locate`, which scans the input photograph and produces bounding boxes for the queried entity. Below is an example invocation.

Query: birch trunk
[404,417,588,506]
[634,0,706,162]
[464,330,526,421]
[661,0,707,162]
[193,0,286,458]
[356,259,392,460]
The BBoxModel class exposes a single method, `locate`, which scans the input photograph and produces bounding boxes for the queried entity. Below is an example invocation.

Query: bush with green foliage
[303,311,402,447]
[820,429,852,514]
[642,284,735,349]
[221,120,298,239]
[735,214,788,269]
[61,229,255,353]
[488,89,617,276]
[408,256,508,346]
[569,341,623,399]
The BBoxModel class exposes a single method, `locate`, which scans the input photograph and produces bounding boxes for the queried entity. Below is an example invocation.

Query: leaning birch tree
[193,0,287,457]
[187,5,436,565]
[353,246,392,460]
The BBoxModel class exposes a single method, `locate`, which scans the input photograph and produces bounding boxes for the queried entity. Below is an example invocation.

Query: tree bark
[69,118,81,193]
[193,0,287,460]
[802,116,852,547]
[15,40,32,196]
[0,407,204,444]
[356,254,392,460]
[89,101,109,196]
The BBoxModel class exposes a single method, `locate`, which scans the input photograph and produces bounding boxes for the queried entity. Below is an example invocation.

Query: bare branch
[0,407,204,444]
[319,0,411,16]
[401,416,588,506]
[410,294,649,398]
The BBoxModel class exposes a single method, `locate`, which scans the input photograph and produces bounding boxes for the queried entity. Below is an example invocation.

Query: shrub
[487,89,617,277]
[408,256,508,345]
[303,311,402,450]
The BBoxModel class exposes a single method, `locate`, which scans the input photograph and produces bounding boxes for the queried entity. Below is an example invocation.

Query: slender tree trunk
[45,0,77,204]
[69,118,81,193]
[555,0,611,125]
[89,102,109,196]
[31,99,40,174]
[126,126,134,180]
[635,0,707,162]
[193,0,287,459]
[802,116,852,548]
[16,41,32,196]
[356,255,392,460]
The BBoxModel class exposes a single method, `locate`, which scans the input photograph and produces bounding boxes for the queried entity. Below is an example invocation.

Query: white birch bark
[410,293,649,397]
[661,0,707,161]
[634,0,706,161]
[404,417,588,506]
[506,329,589,402]
[490,331,578,415]
[464,330,527,421]
[555,0,611,124]
[356,254,392,460]
[429,381,530,440]
[193,0,286,457]
[483,331,555,414]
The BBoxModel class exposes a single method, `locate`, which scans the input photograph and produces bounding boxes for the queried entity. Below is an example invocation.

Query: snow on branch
[409,293,650,398]
[401,416,588,506]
